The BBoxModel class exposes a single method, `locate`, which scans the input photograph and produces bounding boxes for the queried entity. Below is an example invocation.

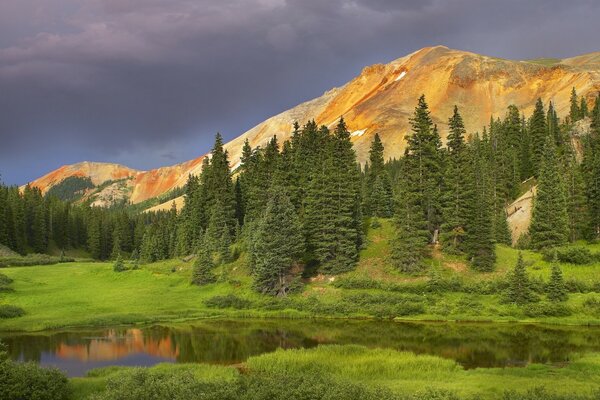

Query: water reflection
[2,320,600,377]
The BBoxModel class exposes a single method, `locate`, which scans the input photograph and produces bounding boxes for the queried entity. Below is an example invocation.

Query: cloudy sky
[1,0,599,184]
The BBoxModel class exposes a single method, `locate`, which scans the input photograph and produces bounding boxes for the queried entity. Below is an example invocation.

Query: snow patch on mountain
[395,71,407,81]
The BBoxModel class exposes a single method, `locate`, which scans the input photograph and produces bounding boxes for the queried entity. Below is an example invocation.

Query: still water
[2,319,600,377]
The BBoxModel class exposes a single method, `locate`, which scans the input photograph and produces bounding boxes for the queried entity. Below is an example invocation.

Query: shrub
[0,359,70,400]
[88,368,238,400]
[0,254,74,268]
[204,295,253,309]
[241,371,399,400]
[0,305,25,319]
[542,247,595,265]
[583,297,600,316]
[502,386,599,400]
[0,273,13,285]
[522,302,572,317]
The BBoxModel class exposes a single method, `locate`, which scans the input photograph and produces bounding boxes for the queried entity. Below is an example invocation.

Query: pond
[2,319,600,377]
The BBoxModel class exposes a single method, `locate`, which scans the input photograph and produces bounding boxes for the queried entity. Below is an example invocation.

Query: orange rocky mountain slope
[24,46,600,212]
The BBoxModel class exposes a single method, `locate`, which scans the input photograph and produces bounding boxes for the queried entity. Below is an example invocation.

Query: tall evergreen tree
[464,144,497,271]
[404,95,444,243]
[529,137,569,249]
[547,257,568,302]
[547,101,560,146]
[390,174,429,273]
[251,186,304,295]
[529,98,547,177]
[191,238,216,286]
[365,133,393,217]
[440,106,470,254]
[505,253,537,305]
[583,95,600,239]
[570,87,581,122]
[307,118,362,274]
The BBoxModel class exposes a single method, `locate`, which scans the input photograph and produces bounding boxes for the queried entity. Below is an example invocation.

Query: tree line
[1,89,599,296]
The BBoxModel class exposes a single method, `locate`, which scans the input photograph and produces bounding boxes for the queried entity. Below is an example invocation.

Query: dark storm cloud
[1,0,599,184]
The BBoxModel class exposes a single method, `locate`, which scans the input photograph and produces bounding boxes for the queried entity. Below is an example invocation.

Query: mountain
[23,46,600,208]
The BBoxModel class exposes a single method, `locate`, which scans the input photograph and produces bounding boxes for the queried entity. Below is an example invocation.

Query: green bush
[0,273,13,285]
[241,372,399,400]
[204,294,253,309]
[542,247,595,265]
[502,387,599,400]
[0,359,70,400]
[0,254,74,268]
[583,297,600,316]
[0,305,25,319]
[523,302,572,317]
[89,368,238,400]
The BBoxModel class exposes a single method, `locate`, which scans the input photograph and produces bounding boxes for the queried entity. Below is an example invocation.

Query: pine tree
[529,98,547,177]
[566,154,588,242]
[206,200,230,263]
[547,101,560,146]
[110,230,121,260]
[570,87,580,122]
[529,137,569,249]
[130,249,140,270]
[391,164,429,273]
[405,95,443,243]
[191,239,216,286]
[505,253,537,305]
[547,257,568,302]
[440,106,470,254]
[366,133,393,217]
[251,186,304,295]
[583,95,600,239]
[464,145,497,271]
[113,254,125,272]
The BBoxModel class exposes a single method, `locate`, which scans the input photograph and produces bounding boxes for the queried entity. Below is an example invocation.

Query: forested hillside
[1,90,600,296]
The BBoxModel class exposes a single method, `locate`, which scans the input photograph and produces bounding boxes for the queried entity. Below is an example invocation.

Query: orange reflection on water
[54,329,179,361]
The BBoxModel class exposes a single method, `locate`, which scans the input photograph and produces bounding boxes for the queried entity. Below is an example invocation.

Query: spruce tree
[366,133,393,217]
[464,145,497,271]
[547,258,568,302]
[583,95,600,239]
[113,254,125,272]
[529,98,547,177]
[505,253,537,305]
[405,95,443,242]
[191,239,216,286]
[547,101,560,146]
[251,186,304,295]
[570,87,580,122]
[391,163,429,273]
[440,106,470,254]
[529,137,569,249]
[566,154,588,242]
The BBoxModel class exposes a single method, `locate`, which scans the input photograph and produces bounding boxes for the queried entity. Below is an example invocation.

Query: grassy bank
[68,344,600,400]
[2,219,600,331]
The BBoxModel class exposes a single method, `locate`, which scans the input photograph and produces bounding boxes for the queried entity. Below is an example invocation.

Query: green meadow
[66,345,600,400]
[2,220,600,332]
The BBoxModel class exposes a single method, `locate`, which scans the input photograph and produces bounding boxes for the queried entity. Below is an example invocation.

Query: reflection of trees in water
[2,321,600,368]
[171,323,319,364]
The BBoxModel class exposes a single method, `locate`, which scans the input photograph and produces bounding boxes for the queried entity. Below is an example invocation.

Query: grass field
[68,344,600,399]
[2,219,600,331]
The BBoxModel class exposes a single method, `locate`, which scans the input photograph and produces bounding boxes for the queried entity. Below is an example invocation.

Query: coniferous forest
[1,90,600,296]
